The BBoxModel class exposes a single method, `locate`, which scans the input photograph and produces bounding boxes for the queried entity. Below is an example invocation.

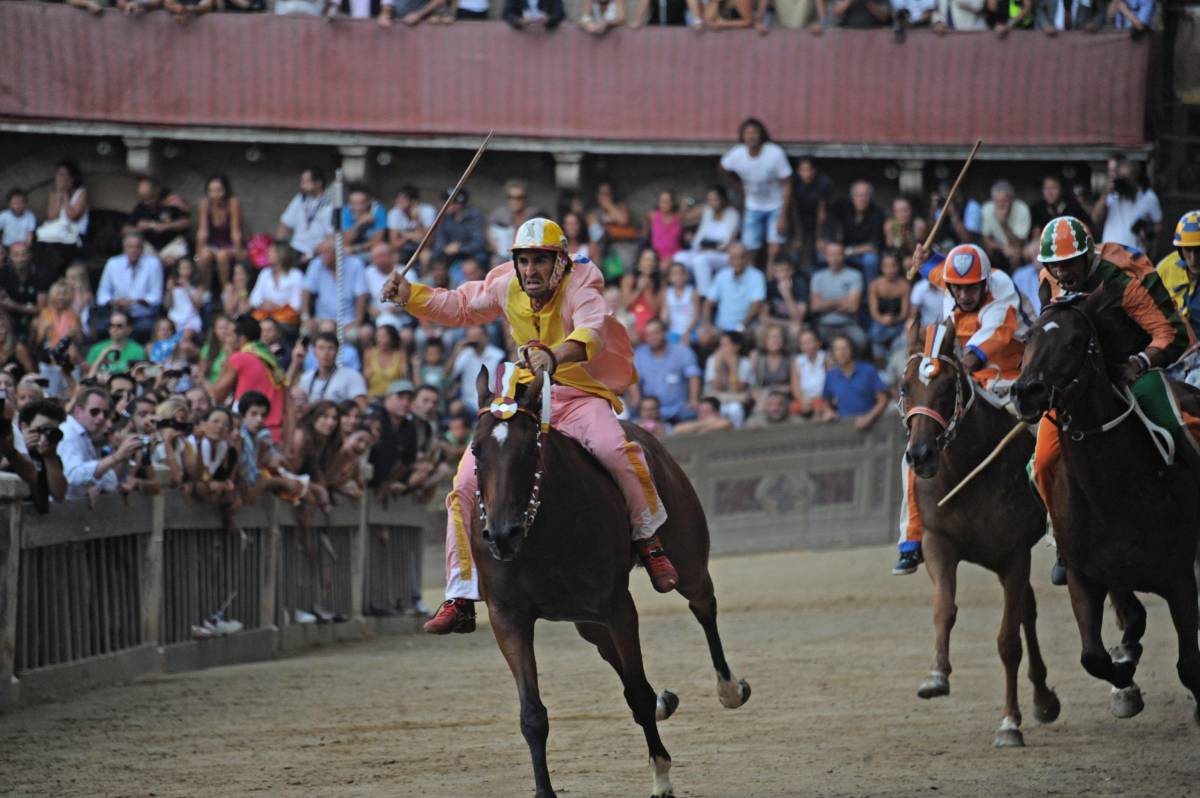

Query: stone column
[123,137,159,177]
[553,152,585,192]
[338,146,370,185]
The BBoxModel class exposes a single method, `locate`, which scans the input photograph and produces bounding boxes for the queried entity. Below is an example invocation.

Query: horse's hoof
[1111,684,1144,719]
[993,728,1025,748]
[717,676,750,708]
[917,671,950,699]
[656,689,680,721]
[1033,689,1061,724]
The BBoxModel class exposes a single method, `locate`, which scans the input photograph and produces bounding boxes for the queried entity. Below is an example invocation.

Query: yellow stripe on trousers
[449,457,472,580]
[622,439,660,514]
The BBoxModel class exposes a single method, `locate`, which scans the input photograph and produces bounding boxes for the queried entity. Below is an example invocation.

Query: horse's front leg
[993,555,1029,747]
[918,535,956,699]
[490,607,556,798]
[1164,568,1200,727]
[1066,567,1143,718]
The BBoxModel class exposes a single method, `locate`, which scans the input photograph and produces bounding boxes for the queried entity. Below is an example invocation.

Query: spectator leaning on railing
[59,386,141,502]
[14,398,67,511]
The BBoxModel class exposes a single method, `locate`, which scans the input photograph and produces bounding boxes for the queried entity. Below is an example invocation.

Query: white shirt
[0,209,37,248]
[1102,189,1162,249]
[458,0,487,10]
[363,264,401,317]
[794,350,826,400]
[449,344,506,413]
[97,253,164,306]
[910,279,944,327]
[386,203,437,234]
[59,415,117,501]
[169,284,206,333]
[719,142,792,212]
[980,199,1032,244]
[300,367,367,403]
[280,192,333,257]
[249,267,305,312]
[691,206,741,251]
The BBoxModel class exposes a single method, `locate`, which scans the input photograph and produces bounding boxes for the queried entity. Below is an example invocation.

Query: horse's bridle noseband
[473,405,547,540]
[900,353,976,451]
[1034,302,1136,442]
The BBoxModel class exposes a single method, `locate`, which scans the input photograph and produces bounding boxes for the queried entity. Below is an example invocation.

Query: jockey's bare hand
[381,271,411,307]
[526,346,555,375]
[909,242,928,277]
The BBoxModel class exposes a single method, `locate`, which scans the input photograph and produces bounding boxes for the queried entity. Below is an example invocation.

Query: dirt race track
[2,544,1198,798]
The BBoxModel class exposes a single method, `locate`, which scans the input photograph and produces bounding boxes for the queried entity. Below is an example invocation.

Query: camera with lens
[155,418,194,435]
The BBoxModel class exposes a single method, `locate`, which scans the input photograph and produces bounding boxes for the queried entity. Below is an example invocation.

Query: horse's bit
[900,353,976,450]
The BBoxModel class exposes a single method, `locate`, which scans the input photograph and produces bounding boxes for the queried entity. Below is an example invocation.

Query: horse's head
[899,318,967,479]
[471,367,548,562]
[1012,293,1100,423]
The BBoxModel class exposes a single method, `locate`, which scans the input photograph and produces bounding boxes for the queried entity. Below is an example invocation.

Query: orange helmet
[942,243,991,285]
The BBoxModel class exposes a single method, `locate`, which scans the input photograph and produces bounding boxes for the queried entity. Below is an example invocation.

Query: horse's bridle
[1034,302,1137,442]
[473,407,547,540]
[900,353,976,451]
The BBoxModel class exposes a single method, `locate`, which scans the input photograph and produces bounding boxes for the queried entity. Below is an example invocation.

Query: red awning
[0,2,1149,149]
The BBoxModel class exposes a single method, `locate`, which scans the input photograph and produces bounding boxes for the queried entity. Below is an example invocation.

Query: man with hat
[431,187,488,268]
[368,379,419,493]
[384,217,680,635]
[1156,210,1200,342]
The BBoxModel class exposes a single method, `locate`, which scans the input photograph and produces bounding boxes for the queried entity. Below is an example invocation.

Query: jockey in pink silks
[382,217,679,634]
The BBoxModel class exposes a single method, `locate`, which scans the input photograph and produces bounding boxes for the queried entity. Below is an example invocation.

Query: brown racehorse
[469,369,750,798]
[1012,292,1200,723]
[900,319,1060,746]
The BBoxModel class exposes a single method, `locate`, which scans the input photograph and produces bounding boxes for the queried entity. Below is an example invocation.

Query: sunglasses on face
[110,322,128,329]
[88,407,111,419]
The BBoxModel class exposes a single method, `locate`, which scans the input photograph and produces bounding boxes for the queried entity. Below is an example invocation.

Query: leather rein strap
[901,353,976,450]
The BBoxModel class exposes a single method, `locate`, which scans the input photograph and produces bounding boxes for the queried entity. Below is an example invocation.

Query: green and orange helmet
[1037,216,1093,264]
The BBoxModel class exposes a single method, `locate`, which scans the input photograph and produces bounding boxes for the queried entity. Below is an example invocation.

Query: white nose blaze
[491,422,509,446]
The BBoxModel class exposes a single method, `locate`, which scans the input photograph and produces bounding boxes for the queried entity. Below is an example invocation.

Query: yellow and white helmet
[512,218,571,294]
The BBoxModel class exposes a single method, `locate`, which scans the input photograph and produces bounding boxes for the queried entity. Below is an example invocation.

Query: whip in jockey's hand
[524,346,557,376]
[380,270,412,308]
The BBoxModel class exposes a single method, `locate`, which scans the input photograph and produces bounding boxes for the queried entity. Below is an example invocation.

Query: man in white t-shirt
[446,325,505,413]
[387,184,437,258]
[276,167,333,258]
[363,242,408,330]
[291,331,368,405]
[719,118,792,263]
[0,188,37,251]
[1091,157,1162,251]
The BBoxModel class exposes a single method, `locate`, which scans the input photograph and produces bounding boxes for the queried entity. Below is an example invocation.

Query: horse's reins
[473,344,557,540]
[1037,303,1138,443]
[900,353,976,451]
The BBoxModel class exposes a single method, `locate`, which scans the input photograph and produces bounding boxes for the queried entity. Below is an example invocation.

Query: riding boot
[1050,554,1068,586]
[423,598,476,634]
[892,545,923,575]
[636,534,679,593]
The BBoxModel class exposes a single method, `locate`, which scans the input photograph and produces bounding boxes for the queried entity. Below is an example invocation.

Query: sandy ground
[2,544,1199,798]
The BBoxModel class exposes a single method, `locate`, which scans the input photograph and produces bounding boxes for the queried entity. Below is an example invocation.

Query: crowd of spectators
[0,125,1164,619]
[46,0,1158,38]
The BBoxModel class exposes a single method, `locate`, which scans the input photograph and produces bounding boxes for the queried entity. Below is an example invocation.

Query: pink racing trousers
[443,385,668,600]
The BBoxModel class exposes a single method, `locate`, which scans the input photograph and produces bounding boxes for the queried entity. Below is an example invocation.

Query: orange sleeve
[1121,277,1188,355]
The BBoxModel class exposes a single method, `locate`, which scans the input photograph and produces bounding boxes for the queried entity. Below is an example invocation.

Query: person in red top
[212,315,288,442]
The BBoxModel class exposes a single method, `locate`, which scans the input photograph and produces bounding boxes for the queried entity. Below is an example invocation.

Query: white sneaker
[191,621,218,640]
[293,609,317,625]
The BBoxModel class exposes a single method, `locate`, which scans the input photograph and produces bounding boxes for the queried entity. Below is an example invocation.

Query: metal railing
[0,473,429,711]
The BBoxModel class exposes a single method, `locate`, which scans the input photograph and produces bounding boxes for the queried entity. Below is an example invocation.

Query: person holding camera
[151,397,194,490]
[16,399,67,511]
[59,386,140,502]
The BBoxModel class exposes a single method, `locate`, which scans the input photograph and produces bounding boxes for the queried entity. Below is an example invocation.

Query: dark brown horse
[899,319,1060,746]
[469,369,750,798]
[1012,293,1200,723]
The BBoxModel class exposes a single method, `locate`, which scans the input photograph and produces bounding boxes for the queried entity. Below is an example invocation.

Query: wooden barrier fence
[0,474,429,711]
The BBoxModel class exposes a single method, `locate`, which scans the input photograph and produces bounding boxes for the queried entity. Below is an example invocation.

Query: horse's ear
[939,318,957,357]
[906,317,925,354]
[520,371,546,412]
[476,367,492,408]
